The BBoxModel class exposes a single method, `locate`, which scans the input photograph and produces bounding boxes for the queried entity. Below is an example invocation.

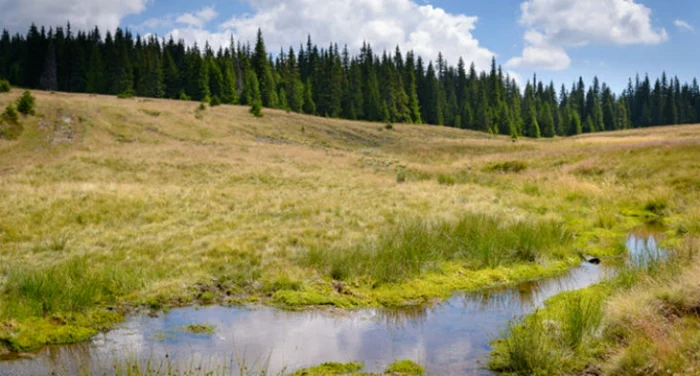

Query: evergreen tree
[162,49,180,99]
[39,39,58,91]
[539,102,555,137]
[245,69,263,117]
[251,29,278,108]
[302,78,316,115]
[567,107,582,135]
[85,46,104,93]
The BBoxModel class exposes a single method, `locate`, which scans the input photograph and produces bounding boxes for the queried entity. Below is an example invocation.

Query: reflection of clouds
[0,262,615,376]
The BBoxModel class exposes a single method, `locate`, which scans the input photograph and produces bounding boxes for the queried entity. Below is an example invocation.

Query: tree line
[1,24,699,137]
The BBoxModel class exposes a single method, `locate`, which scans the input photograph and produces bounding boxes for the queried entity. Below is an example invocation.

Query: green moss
[384,360,425,375]
[291,361,365,375]
[179,324,215,335]
[0,309,121,352]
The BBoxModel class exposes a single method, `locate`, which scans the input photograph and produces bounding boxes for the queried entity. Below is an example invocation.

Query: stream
[0,233,663,376]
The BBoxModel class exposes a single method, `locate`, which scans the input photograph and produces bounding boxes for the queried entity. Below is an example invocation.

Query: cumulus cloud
[0,0,147,33]
[507,0,668,70]
[674,19,694,32]
[176,6,218,28]
[165,0,495,70]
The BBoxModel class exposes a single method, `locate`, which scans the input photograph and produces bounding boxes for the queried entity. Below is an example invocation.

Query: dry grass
[0,89,699,351]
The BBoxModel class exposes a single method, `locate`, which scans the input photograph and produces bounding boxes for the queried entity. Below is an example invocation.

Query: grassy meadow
[0,89,699,365]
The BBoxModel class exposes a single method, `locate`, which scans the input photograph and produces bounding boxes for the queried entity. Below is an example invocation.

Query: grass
[0,89,698,354]
[304,213,572,285]
[490,235,700,375]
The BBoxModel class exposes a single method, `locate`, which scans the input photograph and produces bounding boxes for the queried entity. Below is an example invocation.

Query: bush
[2,104,19,123]
[116,90,135,99]
[209,95,222,107]
[198,102,207,111]
[250,100,263,118]
[16,91,35,115]
[0,79,10,93]
[179,90,190,101]
[0,104,24,140]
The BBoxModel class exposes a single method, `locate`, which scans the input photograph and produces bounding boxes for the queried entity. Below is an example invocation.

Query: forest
[1,23,699,137]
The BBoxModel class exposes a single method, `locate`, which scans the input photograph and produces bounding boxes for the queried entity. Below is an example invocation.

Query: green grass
[304,213,572,285]
[1,257,144,319]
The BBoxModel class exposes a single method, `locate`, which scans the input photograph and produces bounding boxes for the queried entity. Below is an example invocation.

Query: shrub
[16,90,35,115]
[2,103,19,123]
[250,100,263,118]
[198,102,207,111]
[116,90,135,99]
[385,123,394,130]
[209,95,222,107]
[179,90,190,101]
[0,79,10,93]
[0,104,24,140]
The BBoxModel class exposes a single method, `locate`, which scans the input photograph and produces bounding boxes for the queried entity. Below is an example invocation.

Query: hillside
[0,90,699,371]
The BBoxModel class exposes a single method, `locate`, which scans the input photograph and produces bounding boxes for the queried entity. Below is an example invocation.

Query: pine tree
[85,46,104,93]
[251,29,278,108]
[162,49,180,99]
[39,39,58,91]
[302,78,316,115]
[221,58,238,104]
[539,102,555,137]
[567,107,582,135]
[245,69,263,117]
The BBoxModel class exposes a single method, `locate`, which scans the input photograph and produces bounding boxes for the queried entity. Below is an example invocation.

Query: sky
[0,0,698,92]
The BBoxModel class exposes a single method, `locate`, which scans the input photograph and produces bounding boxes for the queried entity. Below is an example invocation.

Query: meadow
[0,89,698,373]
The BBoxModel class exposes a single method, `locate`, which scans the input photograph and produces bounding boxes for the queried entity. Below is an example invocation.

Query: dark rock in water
[585,256,601,265]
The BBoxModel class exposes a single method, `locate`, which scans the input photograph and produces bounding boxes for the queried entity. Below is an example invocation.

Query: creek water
[0,233,663,376]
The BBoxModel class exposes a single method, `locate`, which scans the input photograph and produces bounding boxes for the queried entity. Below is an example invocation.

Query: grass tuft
[304,213,572,285]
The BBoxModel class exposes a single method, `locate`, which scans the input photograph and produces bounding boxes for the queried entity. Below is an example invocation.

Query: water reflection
[0,235,658,376]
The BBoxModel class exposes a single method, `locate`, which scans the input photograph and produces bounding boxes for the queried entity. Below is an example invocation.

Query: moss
[0,309,121,352]
[291,361,365,375]
[383,360,425,375]
[273,259,579,309]
[180,324,215,335]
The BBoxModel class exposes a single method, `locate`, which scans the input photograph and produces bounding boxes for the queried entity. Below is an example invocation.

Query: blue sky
[1,0,698,92]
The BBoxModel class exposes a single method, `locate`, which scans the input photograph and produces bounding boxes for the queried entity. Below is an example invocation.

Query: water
[0,234,663,376]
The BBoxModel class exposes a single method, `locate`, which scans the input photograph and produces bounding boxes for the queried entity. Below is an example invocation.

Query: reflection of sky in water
[2,237,660,376]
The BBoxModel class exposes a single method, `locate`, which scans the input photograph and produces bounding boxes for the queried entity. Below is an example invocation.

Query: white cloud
[674,19,694,32]
[166,0,495,70]
[508,0,668,70]
[0,0,147,33]
[176,6,218,28]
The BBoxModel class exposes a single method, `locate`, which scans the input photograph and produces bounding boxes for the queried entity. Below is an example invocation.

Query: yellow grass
[0,89,699,352]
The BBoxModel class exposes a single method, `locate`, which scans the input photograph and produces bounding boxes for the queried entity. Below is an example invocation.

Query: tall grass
[490,293,605,375]
[1,258,144,318]
[304,213,572,284]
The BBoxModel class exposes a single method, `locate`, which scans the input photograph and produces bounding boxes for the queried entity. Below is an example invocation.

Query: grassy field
[0,89,699,358]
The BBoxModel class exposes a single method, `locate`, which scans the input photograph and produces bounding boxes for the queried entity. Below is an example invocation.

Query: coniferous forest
[2,24,700,137]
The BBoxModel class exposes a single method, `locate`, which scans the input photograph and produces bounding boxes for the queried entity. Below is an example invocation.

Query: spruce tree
[539,102,555,137]
[252,29,278,108]
[302,78,316,115]
[39,39,58,91]
[85,46,104,94]
[162,49,180,99]
[245,69,263,117]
